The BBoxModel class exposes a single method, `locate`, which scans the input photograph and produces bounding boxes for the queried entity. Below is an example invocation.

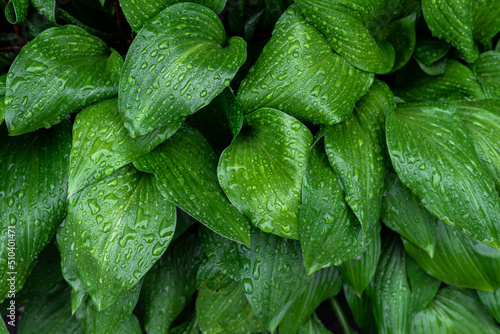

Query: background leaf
[477,288,500,323]
[473,51,500,98]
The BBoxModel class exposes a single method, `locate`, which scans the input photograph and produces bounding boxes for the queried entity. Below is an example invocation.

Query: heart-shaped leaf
[473,51,500,99]
[386,102,500,249]
[477,288,500,323]
[68,98,183,198]
[237,5,374,125]
[119,3,247,137]
[218,108,313,239]
[66,165,176,310]
[5,25,122,136]
[134,125,251,246]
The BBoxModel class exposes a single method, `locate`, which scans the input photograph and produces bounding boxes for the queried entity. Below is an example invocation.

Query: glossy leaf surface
[478,288,500,323]
[473,51,500,99]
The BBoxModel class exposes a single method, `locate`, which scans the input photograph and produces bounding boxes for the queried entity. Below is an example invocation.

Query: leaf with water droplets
[119,0,226,32]
[413,38,450,76]
[406,257,441,313]
[4,0,28,24]
[297,313,331,334]
[238,5,373,125]
[471,0,500,44]
[381,172,437,257]
[4,25,122,136]
[386,102,500,249]
[404,220,500,292]
[218,108,313,239]
[141,230,204,333]
[30,0,57,24]
[473,51,500,99]
[134,125,251,246]
[68,98,183,198]
[119,3,247,137]
[477,288,500,323]
[66,165,176,310]
[0,122,71,301]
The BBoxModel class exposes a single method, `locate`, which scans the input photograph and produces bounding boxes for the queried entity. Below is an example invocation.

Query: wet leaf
[471,0,500,44]
[413,38,450,76]
[343,285,376,332]
[4,0,28,24]
[473,51,500,98]
[31,0,57,23]
[379,13,417,73]
[406,257,441,312]
[477,288,500,323]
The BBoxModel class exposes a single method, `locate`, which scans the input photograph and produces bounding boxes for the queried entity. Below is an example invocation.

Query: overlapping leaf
[4,25,122,136]
[297,314,331,334]
[473,51,500,98]
[343,285,376,332]
[31,0,57,23]
[478,288,500,323]
[413,38,450,76]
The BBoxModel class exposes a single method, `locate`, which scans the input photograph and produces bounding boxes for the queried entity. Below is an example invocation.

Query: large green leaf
[119,3,247,137]
[381,172,437,257]
[237,5,373,125]
[477,288,500,323]
[134,125,251,246]
[386,102,500,249]
[218,108,313,239]
[4,26,122,136]
[411,287,500,334]
[473,51,500,99]
[0,122,71,301]
[68,98,183,198]
[404,220,500,292]
[119,0,226,32]
[4,0,28,24]
[66,165,176,310]
[141,230,204,333]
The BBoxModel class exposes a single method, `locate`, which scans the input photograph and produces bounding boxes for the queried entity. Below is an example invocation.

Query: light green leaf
[68,98,183,198]
[134,125,251,246]
[297,314,331,334]
[66,165,176,310]
[119,0,226,32]
[119,3,246,137]
[237,5,374,125]
[473,51,500,98]
[218,108,313,239]
[404,220,500,292]
[386,102,500,249]
[471,0,500,44]
[477,288,500,323]
[411,287,500,334]
[0,122,71,301]
[379,13,417,73]
[381,172,437,257]
[141,231,204,333]
[5,26,123,136]
[30,0,57,23]
[4,0,28,24]
[413,38,451,76]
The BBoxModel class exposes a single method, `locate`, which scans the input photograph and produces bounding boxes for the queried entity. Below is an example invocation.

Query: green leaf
[0,73,7,95]
[134,125,251,246]
[406,257,441,312]
[18,285,83,334]
[404,220,500,292]
[170,316,200,334]
[381,172,437,257]
[471,0,500,44]
[30,0,57,23]
[4,0,28,24]
[0,122,71,301]
[237,5,374,125]
[477,288,500,323]
[413,38,451,70]
[66,165,176,310]
[218,108,313,239]
[114,314,142,334]
[297,314,331,334]
[386,102,500,249]
[411,287,500,334]
[473,51,500,98]
[68,98,183,198]
[422,0,478,62]
[0,97,4,125]
[119,3,247,137]
[343,285,376,332]
[119,0,226,32]
[279,266,342,334]
[5,26,123,136]
[0,318,8,334]
[379,13,417,73]
[141,230,204,333]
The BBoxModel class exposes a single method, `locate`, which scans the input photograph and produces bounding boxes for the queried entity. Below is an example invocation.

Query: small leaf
[4,0,28,24]
[413,38,451,72]
[477,288,500,323]
[30,0,57,23]
[134,125,251,246]
[473,51,500,98]
[218,108,313,239]
[297,314,331,334]
[119,3,247,137]
[237,4,374,125]
[68,98,183,198]
[66,165,176,310]
[5,26,122,136]
[386,102,500,249]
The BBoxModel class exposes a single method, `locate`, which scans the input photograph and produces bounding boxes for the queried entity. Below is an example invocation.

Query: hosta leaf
[473,51,500,98]
[338,223,381,296]
[421,0,478,62]
[413,38,450,76]
[134,125,251,245]
[119,3,247,137]
[325,80,393,236]
[297,314,331,334]
[119,0,226,32]
[68,98,183,198]
[279,266,342,334]
[141,230,204,333]
[404,220,500,291]
[386,102,500,249]
[471,0,500,44]
[5,26,122,136]
[218,108,313,239]
[343,285,376,332]
[411,287,500,334]
[170,316,200,334]
[406,257,441,312]
[379,13,417,73]
[4,0,28,24]
[477,288,500,323]
[114,314,142,334]
[381,172,437,257]
[66,165,176,310]
[0,122,71,301]
[237,5,374,125]
[30,0,57,23]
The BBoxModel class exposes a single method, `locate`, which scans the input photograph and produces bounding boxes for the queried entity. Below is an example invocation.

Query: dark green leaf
[477,288,500,323]
[379,13,417,73]
[297,314,331,334]
[343,285,376,332]
[471,0,500,44]
[119,3,247,137]
[473,51,500,98]
[218,108,313,239]
[4,0,28,24]
[413,38,451,69]
[68,98,183,198]
[386,102,500,249]
[134,125,251,246]
[170,316,200,334]
[406,257,441,312]
[0,73,7,95]
[5,26,122,136]
[30,0,57,23]
[237,5,374,125]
